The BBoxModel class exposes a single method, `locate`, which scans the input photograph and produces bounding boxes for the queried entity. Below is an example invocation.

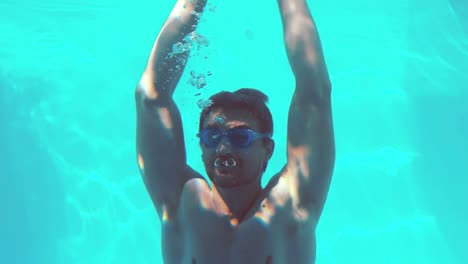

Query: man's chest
[161,179,317,263]
[186,203,280,245]
[172,197,311,263]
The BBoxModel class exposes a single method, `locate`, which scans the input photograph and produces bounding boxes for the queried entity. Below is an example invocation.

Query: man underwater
[135,0,335,263]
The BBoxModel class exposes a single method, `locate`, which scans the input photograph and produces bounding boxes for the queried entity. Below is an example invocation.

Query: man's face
[200,108,273,188]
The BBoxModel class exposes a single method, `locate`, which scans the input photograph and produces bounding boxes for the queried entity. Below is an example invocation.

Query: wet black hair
[198,88,273,137]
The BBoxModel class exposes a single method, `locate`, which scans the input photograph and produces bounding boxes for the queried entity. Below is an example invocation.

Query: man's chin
[213,170,235,181]
[215,166,234,174]
[214,179,241,188]
[211,169,240,186]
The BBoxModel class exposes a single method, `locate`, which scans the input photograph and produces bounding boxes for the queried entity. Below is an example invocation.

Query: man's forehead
[204,108,256,128]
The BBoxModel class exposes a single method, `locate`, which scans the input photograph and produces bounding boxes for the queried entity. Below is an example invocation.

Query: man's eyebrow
[231,125,251,129]
[204,124,220,129]
[204,124,252,130]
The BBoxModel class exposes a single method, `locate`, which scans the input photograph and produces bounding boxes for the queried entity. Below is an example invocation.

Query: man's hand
[170,0,208,25]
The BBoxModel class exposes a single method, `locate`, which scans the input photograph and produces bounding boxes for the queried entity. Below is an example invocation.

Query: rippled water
[1,0,467,263]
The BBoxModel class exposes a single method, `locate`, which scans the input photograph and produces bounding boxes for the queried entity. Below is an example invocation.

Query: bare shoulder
[264,168,318,226]
[180,176,212,207]
[263,170,289,203]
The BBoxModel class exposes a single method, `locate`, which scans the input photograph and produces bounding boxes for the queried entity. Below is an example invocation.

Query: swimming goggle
[197,128,271,148]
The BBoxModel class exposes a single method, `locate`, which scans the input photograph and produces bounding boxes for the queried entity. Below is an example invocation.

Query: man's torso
[161,175,317,264]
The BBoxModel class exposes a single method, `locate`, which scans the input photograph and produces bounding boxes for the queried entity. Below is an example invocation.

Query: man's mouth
[214,157,238,168]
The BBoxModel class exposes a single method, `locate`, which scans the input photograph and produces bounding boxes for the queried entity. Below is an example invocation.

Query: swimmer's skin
[135,0,335,263]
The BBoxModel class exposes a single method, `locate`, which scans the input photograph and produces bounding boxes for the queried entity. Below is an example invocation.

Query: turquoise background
[1,0,467,263]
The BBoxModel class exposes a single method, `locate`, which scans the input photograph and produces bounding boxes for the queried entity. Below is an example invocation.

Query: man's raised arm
[135,0,207,221]
[278,0,335,221]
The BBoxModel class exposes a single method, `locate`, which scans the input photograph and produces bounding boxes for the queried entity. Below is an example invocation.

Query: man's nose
[216,137,232,154]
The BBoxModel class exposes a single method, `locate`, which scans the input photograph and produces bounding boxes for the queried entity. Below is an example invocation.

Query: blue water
[1,0,467,263]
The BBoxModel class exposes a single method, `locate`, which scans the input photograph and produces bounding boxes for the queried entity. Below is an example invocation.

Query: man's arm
[135,0,207,221]
[278,0,335,221]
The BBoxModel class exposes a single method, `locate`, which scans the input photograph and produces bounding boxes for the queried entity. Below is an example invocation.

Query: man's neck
[212,182,263,223]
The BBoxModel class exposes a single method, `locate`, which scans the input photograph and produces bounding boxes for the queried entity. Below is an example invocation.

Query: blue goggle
[197,128,271,148]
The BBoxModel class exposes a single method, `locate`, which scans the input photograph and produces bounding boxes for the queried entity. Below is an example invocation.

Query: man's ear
[265,139,275,160]
[261,140,275,172]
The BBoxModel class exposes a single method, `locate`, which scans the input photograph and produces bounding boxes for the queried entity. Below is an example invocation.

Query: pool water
[1,0,467,263]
